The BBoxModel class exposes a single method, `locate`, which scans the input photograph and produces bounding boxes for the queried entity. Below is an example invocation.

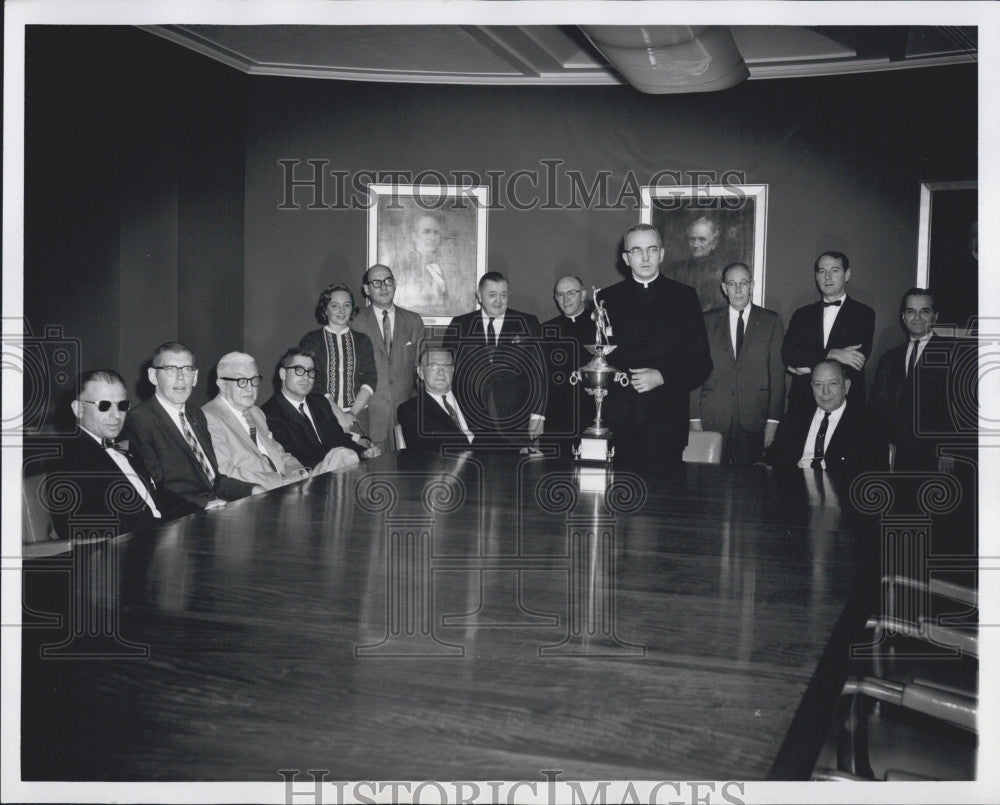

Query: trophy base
[573,435,614,463]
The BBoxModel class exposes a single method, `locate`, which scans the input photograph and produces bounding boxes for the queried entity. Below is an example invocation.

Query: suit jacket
[763,397,880,476]
[261,391,364,469]
[350,305,426,446]
[397,390,476,453]
[542,310,597,442]
[781,295,875,410]
[47,431,198,540]
[202,396,307,490]
[690,304,786,432]
[868,334,962,471]
[124,396,256,506]
[299,327,378,407]
[598,274,713,458]
[441,308,546,440]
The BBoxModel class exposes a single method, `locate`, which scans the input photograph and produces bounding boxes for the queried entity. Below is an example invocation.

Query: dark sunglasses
[80,399,131,413]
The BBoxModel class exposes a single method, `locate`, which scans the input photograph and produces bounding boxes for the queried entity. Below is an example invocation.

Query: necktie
[299,401,322,443]
[487,317,497,349]
[906,339,919,379]
[179,409,215,483]
[102,437,130,454]
[382,309,392,355]
[245,412,277,472]
[823,299,842,308]
[441,395,463,430]
[735,309,745,359]
[811,411,831,469]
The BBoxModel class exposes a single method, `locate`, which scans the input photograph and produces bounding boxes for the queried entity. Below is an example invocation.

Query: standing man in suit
[782,250,875,414]
[397,347,476,452]
[49,369,198,540]
[350,264,426,453]
[690,263,786,464]
[124,342,261,508]
[764,359,878,476]
[542,275,597,452]
[442,271,546,446]
[869,288,960,472]
[600,223,712,464]
[203,352,318,490]
[261,347,378,470]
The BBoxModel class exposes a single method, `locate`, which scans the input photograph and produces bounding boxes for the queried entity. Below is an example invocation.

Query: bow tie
[102,437,130,454]
[823,300,842,308]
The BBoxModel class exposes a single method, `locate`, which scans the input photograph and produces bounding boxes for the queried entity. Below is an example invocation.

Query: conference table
[21,449,878,783]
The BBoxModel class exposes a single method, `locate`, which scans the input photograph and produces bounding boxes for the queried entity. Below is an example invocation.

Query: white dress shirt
[822,293,847,348]
[798,400,848,469]
[434,392,474,443]
[82,426,160,517]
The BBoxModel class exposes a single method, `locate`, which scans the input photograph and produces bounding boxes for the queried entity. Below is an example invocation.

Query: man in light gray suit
[351,264,427,452]
[690,263,786,464]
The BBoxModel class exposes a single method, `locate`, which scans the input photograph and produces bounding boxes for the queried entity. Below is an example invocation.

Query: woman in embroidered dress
[299,283,377,435]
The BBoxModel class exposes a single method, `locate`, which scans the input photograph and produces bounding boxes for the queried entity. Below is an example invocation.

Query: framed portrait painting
[641,184,768,312]
[367,184,488,325]
[917,180,977,331]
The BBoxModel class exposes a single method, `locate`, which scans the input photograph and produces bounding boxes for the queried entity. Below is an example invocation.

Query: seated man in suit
[125,341,262,508]
[441,271,546,447]
[48,369,198,540]
[782,251,875,415]
[261,347,379,472]
[203,351,326,490]
[869,288,965,472]
[397,347,476,453]
[690,263,785,464]
[763,359,880,476]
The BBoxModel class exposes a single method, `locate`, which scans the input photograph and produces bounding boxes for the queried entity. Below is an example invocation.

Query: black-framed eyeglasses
[220,375,263,388]
[627,246,660,258]
[80,399,131,413]
[367,277,395,289]
[288,366,317,378]
[154,365,196,378]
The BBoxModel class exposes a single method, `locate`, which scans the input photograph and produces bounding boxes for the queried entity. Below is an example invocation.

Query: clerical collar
[630,272,660,288]
[566,311,584,322]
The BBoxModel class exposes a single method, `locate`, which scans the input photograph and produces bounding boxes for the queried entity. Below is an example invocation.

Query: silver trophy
[569,289,629,462]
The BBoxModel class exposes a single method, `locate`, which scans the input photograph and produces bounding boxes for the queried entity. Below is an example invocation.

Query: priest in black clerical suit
[781,251,875,414]
[542,276,598,451]
[49,369,197,541]
[599,224,712,464]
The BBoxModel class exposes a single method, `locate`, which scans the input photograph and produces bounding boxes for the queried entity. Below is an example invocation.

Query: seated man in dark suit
[397,347,477,453]
[124,341,262,509]
[441,272,546,447]
[261,347,379,472]
[49,369,198,540]
[763,359,880,477]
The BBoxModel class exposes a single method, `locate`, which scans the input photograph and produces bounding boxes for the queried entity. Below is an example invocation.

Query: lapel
[287,394,324,446]
[360,306,389,359]
[80,432,157,502]
[712,308,736,366]
[424,391,463,434]
[826,296,853,347]
[151,397,199,458]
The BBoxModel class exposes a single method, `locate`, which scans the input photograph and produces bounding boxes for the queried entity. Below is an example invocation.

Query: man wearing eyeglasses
[689,263,786,464]
[124,342,262,507]
[350,264,426,453]
[261,347,380,470]
[48,369,199,540]
[397,347,477,452]
[781,251,875,415]
[202,352,315,489]
[599,223,712,464]
[542,276,597,453]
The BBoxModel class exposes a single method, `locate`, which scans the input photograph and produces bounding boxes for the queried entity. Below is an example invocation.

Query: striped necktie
[382,309,392,355]
[245,411,277,472]
[179,409,215,482]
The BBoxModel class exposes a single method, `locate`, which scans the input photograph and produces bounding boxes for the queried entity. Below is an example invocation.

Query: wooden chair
[21,473,72,557]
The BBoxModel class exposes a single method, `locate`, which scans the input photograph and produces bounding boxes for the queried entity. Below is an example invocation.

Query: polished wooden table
[21,451,876,782]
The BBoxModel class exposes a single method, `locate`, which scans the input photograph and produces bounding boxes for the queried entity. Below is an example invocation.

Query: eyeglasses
[725,281,751,290]
[80,399,131,413]
[287,366,317,378]
[627,246,661,258]
[220,375,263,388]
[426,362,454,370]
[367,277,395,289]
[554,290,583,299]
[154,365,196,378]
[810,380,844,392]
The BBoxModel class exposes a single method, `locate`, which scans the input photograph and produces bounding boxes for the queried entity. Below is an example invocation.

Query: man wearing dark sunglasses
[203,351,313,489]
[261,347,379,471]
[49,369,198,540]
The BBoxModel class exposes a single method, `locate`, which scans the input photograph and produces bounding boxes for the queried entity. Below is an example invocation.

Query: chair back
[683,431,723,464]
[394,423,406,451]
[22,472,56,544]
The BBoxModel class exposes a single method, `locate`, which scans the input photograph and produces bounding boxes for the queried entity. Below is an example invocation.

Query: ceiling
[143,24,977,93]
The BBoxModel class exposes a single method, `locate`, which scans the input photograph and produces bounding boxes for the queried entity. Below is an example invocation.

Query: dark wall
[244,65,976,385]
[25,27,246,409]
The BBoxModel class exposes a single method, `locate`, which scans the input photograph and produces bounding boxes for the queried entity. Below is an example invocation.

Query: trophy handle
[614,371,629,387]
[569,370,582,386]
